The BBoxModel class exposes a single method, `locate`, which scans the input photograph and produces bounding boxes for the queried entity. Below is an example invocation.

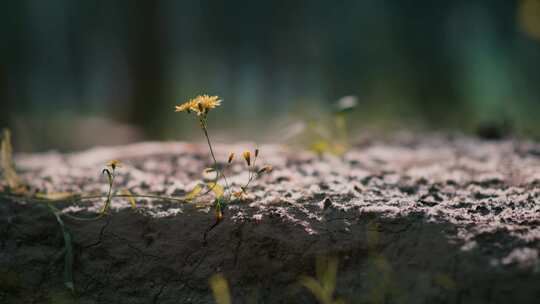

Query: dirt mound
[1,136,540,303]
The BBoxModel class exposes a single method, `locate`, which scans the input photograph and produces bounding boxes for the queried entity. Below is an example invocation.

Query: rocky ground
[1,134,540,303]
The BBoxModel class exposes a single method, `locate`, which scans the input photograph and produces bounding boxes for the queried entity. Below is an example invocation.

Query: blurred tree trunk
[127,1,164,138]
[0,65,8,128]
[0,2,26,131]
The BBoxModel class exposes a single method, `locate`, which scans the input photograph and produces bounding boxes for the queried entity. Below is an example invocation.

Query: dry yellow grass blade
[299,276,329,304]
[36,192,75,201]
[299,256,342,304]
[207,182,224,199]
[209,274,231,304]
[122,189,137,209]
[1,129,24,192]
[185,184,203,202]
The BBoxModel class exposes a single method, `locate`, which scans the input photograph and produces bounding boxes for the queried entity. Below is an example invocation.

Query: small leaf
[209,274,231,304]
[185,184,203,202]
[122,189,137,209]
[207,182,224,199]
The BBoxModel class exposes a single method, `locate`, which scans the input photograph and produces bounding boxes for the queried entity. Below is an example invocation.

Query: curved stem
[0,193,187,204]
[80,194,186,203]
[102,178,113,213]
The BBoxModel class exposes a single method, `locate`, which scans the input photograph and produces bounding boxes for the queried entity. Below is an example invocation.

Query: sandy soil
[1,134,540,303]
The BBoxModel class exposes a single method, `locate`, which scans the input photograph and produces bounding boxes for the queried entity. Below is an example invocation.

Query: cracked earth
[1,134,540,303]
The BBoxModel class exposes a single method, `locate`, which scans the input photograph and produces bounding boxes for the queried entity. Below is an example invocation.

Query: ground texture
[1,135,540,303]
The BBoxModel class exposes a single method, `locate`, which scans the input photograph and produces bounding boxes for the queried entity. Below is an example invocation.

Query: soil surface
[1,135,540,303]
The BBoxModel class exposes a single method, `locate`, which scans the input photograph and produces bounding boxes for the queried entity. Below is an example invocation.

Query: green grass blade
[48,204,75,294]
[299,275,329,304]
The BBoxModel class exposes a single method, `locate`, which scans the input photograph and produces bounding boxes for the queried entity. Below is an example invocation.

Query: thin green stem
[103,177,113,213]
[201,118,218,169]
[80,194,186,203]
[200,117,231,198]
[0,193,187,204]
[242,153,259,192]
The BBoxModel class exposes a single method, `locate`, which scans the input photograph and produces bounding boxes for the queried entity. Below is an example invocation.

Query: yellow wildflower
[175,94,221,116]
[174,100,197,113]
[197,95,221,111]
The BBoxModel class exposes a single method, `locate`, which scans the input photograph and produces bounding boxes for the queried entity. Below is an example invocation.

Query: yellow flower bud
[243,151,251,166]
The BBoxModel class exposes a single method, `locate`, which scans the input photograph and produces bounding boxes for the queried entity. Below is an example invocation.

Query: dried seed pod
[255,148,259,157]
[233,190,247,201]
[216,209,223,221]
[228,153,235,163]
[258,165,273,174]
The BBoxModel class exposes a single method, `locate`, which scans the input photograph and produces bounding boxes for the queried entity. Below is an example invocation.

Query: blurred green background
[2,0,540,151]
